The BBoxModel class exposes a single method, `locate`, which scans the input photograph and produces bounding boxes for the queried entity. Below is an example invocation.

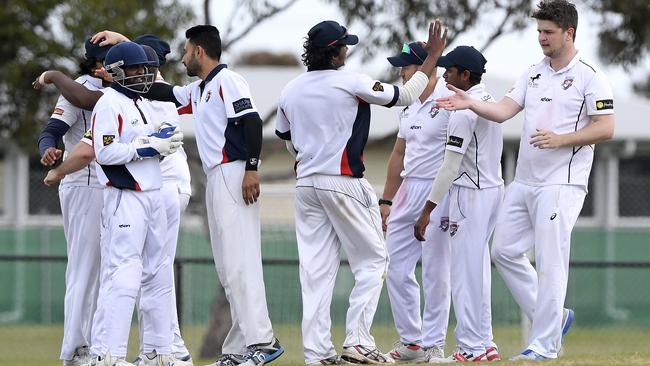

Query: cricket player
[435,0,615,360]
[274,19,447,365]
[36,38,112,366]
[88,41,182,366]
[381,41,451,364]
[414,46,502,362]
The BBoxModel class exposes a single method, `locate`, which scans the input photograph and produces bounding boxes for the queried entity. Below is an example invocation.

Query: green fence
[1,226,649,327]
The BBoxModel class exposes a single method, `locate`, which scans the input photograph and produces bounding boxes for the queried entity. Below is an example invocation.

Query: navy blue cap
[437,46,487,74]
[133,34,170,66]
[308,20,359,48]
[84,38,113,60]
[140,44,160,68]
[387,42,427,67]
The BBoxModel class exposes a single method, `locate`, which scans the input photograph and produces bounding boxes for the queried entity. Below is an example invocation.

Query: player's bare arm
[419,19,448,78]
[43,141,95,186]
[91,30,129,47]
[33,71,102,110]
[380,138,406,231]
[530,114,615,149]
[436,85,522,123]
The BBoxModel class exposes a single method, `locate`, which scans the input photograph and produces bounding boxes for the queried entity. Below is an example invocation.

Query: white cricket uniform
[444,84,504,356]
[50,75,104,361]
[136,93,193,357]
[385,80,451,349]
[491,53,614,358]
[275,69,399,364]
[174,64,273,354]
[90,87,173,358]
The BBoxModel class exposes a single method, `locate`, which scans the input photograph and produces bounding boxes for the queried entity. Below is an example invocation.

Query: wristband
[378,198,392,206]
[245,157,259,171]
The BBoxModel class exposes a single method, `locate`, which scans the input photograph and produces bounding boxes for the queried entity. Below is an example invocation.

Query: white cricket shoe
[341,345,395,364]
[133,350,193,366]
[87,353,136,366]
[424,346,446,364]
[387,342,426,363]
[64,346,92,366]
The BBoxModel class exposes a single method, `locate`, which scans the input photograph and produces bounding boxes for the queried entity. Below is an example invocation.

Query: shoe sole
[262,346,284,364]
[561,308,574,343]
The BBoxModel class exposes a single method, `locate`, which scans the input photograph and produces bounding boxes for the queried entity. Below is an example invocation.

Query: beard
[185,59,200,77]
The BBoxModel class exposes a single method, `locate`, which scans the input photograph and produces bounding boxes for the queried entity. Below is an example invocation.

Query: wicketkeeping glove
[133,124,183,159]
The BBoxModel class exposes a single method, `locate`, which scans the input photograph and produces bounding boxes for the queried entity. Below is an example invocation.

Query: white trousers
[138,181,191,355]
[295,174,389,364]
[206,161,274,354]
[59,186,103,360]
[91,187,173,357]
[385,178,451,348]
[491,181,585,358]
[449,185,503,355]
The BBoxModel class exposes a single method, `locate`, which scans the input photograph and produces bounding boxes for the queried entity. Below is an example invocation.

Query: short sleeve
[81,129,93,146]
[504,68,530,108]
[220,72,258,121]
[50,95,82,126]
[396,109,406,139]
[445,110,477,155]
[585,71,614,115]
[353,74,399,108]
[173,83,195,115]
[275,103,291,140]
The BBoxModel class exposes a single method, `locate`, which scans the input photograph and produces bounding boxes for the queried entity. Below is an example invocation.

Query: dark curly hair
[532,0,578,41]
[301,38,346,71]
[78,57,100,76]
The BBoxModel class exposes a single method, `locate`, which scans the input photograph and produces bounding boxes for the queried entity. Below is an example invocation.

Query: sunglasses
[401,43,424,63]
[327,31,349,47]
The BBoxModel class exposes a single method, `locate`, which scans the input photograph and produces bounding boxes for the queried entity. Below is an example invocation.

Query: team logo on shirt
[232,98,253,113]
[529,73,541,88]
[447,135,464,148]
[596,99,614,110]
[562,77,574,90]
[103,135,115,146]
[449,221,459,236]
[429,105,440,118]
[53,107,64,115]
[372,81,384,92]
[131,118,139,126]
[205,90,212,102]
[439,216,450,232]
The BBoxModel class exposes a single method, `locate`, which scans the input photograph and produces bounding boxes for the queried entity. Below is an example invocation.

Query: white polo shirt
[91,87,161,191]
[506,53,614,189]
[173,64,258,173]
[398,79,452,180]
[275,69,399,179]
[445,84,503,189]
[50,74,104,188]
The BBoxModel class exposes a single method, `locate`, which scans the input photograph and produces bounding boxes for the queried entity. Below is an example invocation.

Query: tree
[0,0,194,152]
[589,0,650,96]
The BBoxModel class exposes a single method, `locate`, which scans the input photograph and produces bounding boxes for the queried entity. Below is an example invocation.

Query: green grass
[3,324,650,366]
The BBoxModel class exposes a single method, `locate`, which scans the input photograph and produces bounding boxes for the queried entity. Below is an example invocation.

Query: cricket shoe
[424,346,446,364]
[306,355,349,366]
[64,346,92,366]
[86,353,136,366]
[388,342,427,363]
[173,353,193,366]
[561,308,575,346]
[509,349,548,361]
[204,354,246,366]
[341,345,395,364]
[133,350,193,366]
[483,347,500,362]
[440,348,486,363]
[240,337,285,366]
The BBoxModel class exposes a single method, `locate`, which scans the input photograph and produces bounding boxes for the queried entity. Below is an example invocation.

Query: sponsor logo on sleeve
[372,81,384,92]
[53,107,64,115]
[83,130,92,139]
[595,99,614,111]
[103,135,115,146]
[232,98,253,113]
[447,135,464,148]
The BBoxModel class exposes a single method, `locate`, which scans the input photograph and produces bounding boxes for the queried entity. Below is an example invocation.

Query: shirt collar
[200,64,228,93]
[543,51,581,73]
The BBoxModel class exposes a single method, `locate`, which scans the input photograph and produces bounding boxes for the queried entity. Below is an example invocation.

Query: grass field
[3,324,650,366]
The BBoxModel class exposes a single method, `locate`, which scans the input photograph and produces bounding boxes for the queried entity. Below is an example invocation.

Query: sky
[192,0,641,99]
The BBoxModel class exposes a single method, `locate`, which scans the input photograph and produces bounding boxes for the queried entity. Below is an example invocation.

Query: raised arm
[33,71,102,110]
[436,84,522,123]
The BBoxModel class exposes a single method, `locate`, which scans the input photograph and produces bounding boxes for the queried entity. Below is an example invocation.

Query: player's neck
[549,45,577,71]
[198,59,221,80]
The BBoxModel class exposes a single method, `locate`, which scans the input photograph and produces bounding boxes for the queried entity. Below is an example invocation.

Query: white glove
[133,124,183,159]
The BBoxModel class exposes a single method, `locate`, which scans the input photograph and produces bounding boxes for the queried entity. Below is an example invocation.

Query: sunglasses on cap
[402,43,424,63]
